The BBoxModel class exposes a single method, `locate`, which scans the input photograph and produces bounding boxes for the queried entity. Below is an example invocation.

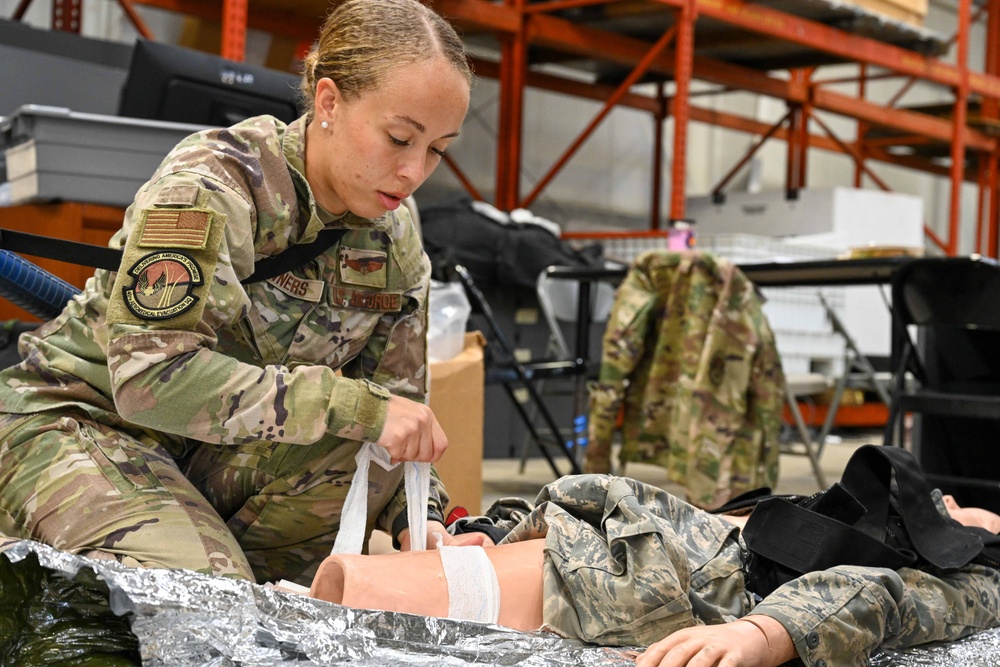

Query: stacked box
[1,105,208,208]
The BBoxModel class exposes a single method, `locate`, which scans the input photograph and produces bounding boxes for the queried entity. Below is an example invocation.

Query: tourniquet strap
[841,445,983,569]
[742,444,986,592]
[742,496,915,579]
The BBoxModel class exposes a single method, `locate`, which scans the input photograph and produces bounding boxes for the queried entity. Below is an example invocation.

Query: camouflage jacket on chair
[585,250,785,509]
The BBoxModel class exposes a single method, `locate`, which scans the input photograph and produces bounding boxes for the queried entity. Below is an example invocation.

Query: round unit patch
[122,251,204,320]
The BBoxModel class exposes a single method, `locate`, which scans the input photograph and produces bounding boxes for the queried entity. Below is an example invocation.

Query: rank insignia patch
[122,251,204,320]
[138,208,212,249]
[339,248,388,288]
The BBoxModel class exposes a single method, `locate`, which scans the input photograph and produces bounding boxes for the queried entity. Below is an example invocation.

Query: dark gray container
[1,105,209,207]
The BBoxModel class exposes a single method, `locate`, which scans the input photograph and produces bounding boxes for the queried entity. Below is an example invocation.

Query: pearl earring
[321,120,329,129]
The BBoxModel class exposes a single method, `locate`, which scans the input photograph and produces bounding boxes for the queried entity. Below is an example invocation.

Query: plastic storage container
[1,105,208,207]
[427,280,471,362]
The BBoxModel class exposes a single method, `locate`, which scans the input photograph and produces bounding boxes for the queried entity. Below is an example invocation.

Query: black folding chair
[883,255,1000,510]
[454,265,583,477]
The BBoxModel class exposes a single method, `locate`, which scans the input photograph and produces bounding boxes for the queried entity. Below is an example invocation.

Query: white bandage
[438,545,501,624]
[331,442,431,555]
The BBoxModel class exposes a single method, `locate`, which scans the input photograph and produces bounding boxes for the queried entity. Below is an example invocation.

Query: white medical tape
[404,456,430,553]
[331,441,431,555]
[438,545,501,624]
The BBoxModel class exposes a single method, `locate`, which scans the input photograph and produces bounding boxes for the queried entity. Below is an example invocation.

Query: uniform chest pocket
[247,277,327,364]
[284,302,381,368]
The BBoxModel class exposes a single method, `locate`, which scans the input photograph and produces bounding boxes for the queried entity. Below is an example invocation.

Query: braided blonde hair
[300,0,473,119]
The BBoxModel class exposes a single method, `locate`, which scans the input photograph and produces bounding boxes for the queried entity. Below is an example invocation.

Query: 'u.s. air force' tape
[331,442,431,555]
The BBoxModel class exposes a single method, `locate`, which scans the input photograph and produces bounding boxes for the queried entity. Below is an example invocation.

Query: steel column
[854,65,868,188]
[976,157,987,255]
[785,104,800,195]
[51,0,81,32]
[785,69,810,194]
[986,0,1000,257]
[669,0,695,222]
[496,0,529,210]
[989,152,999,258]
[651,82,667,229]
[220,0,247,61]
[797,81,811,191]
[946,0,973,256]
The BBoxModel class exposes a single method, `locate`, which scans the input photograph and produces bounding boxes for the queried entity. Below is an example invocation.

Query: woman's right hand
[376,395,448,463]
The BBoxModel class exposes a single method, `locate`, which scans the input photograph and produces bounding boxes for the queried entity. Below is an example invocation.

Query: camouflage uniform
[503,475,1000,665]
[0,115,447,584]
[586,250,785,509]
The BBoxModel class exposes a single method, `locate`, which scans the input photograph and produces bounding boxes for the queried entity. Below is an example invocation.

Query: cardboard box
[844,0,927,26]
[429,332,486,515]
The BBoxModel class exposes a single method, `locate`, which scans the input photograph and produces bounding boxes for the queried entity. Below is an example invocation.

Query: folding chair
[782,372,833,489]
[883,256,1000,510]
[782,292,895,490]
[454,265,583,477]
[512,267,617,473]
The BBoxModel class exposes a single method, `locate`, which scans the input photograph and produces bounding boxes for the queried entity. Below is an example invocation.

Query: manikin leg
[310,539,545,631]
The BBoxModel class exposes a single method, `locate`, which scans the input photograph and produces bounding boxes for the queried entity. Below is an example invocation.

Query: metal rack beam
[15,0,1000,255]
[434,0,1000,256]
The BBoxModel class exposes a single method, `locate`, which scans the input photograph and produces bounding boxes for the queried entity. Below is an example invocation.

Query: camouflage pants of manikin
[0,410,403,585]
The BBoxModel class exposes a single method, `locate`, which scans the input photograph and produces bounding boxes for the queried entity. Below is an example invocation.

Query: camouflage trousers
[501,474,753,646]
[499,475,1000,661]
[0,411,404,585]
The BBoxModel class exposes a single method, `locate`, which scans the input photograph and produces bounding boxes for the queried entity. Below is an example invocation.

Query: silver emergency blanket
[5,539,1000,666]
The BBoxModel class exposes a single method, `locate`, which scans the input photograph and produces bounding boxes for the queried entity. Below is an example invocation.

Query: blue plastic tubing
[0,250,81,321]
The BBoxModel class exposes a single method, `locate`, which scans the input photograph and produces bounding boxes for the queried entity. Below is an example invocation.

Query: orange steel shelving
[432,0,1000,257]
[15,0,1000,257]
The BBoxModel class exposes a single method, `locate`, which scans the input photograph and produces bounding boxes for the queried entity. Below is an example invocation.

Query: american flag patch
[138,209,212,249]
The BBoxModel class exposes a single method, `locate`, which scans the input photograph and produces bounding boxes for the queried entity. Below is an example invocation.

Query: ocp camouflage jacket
[585,250,784,509]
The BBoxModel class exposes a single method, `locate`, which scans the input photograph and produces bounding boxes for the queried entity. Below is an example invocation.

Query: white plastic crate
[606,237,667,264]
[779,352,844,377]
[774,329,846,358]
[697,233,841,264]
[760,287,846,334]
[565,232,669,265]
[698,233,847,379]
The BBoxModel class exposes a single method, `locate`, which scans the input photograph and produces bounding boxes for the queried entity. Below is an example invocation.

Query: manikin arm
[942,495,1000,533]
[636,615,795,667]
[636,498,1000,667]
